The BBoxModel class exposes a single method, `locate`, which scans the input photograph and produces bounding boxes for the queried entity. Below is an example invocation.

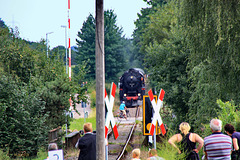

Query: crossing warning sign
[148,89,166,136]
[143,95,161,136]
[143,89,166,136]
[104,82,119,139]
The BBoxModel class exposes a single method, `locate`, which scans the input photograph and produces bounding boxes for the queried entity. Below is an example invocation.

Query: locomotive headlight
[138,93,141,96]
[124,94,127,96]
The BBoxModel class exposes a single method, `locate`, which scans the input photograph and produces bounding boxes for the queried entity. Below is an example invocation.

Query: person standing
[147,148,165,160]
[204,119,232,160]
[76,122,96,160]
[168,122,203,160]
[224,123,240,160]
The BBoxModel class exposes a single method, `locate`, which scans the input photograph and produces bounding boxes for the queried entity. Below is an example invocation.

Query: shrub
[201,99,240,138]
[0,75,48,158]
[0,149,10,160]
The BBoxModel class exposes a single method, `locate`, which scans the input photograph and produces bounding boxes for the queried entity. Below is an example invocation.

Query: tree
[0,18,7,28]
[104,10,125,82]
[76,14,95,80]
[133,0,166,66]
[39,75,71,129]
[143,0,190,127]
[0,19,88,158]
[0,75,48,157]
[51,45,67,63]
[0,26,37,84]
[76,10,126,83]
[121,38,142,70]
[180,0,240,127]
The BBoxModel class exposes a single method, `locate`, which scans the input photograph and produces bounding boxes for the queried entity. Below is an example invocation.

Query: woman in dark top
[224,123,240,160]
[168,122,204,160]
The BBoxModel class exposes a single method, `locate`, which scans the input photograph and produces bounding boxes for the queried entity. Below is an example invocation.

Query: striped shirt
[204,132,232,160]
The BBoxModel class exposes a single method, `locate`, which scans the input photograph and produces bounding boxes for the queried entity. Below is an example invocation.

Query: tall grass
[69,108,96,131]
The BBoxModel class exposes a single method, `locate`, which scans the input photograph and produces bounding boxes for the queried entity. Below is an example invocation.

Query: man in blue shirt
[119,101,127,119]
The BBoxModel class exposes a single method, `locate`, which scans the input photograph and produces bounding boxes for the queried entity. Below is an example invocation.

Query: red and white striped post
[68,0,72,111]
[68,0,71,82]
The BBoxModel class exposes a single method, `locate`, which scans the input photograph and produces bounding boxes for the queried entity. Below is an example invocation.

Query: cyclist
[119,101,127,119]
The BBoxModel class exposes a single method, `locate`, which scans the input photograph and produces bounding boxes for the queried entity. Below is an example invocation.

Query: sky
[0,0,149,49]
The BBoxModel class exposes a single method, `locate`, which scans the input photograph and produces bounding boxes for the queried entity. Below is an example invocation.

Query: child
[147,149,165,160]
[132,148,141,160]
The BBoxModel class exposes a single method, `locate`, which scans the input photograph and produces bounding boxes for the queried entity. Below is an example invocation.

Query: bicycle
[118,109,130,120]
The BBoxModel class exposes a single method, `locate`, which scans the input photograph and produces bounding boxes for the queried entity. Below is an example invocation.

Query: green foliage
[201,100,240,138]
[0,75,48,157]
[0,18,7,28]
[76,10,127,83]
[181,0,240,129]
[76,14,95,80]
[187,61,221,129]
[104,10,126,82]
[72,60,89,85]
[153,134,185,160]
[136,0,240,131]
[40,75,71,129]
[133,0,167,64]
[0,149,10,160]
[0,20,81,158]
[51,45,67,63]
[90,90,96,108]
[69,117,97,131]
[0,27,36,83]
[34,148,48,160]
[142,0,190,128]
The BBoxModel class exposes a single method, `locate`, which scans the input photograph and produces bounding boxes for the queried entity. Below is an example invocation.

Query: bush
[0,75,48,158]
[201,99,240,138]
[0,149,10,160]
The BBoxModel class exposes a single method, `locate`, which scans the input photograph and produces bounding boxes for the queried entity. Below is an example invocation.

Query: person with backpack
[168,122,204,160]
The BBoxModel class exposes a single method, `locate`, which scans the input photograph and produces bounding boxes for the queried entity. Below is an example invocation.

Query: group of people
[168,119,240,160]
[47,119,239,160]
[75,122,165,160]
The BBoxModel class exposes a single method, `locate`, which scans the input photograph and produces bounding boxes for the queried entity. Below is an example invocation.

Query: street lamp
[61,25,69,136]
[61,25,68,74]
[46,32,53,58]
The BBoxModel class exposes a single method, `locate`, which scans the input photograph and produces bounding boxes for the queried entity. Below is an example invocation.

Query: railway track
[65,107,143,160]
[107,107,142,160]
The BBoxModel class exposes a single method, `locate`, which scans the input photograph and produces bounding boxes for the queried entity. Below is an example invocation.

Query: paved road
[71,95,91,119]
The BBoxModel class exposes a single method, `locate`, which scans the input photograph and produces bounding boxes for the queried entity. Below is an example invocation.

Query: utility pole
[96,0,105,159]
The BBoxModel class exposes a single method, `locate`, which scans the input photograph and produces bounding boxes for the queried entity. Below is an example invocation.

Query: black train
[119,68,145,108]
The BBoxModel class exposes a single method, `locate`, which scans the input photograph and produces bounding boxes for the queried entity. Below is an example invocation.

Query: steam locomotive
[119,68,145,108]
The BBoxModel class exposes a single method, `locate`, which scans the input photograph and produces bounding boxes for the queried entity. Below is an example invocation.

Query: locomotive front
[119,68,145,107]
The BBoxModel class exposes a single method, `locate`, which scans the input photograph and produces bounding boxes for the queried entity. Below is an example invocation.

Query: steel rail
[116,107,140,160]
